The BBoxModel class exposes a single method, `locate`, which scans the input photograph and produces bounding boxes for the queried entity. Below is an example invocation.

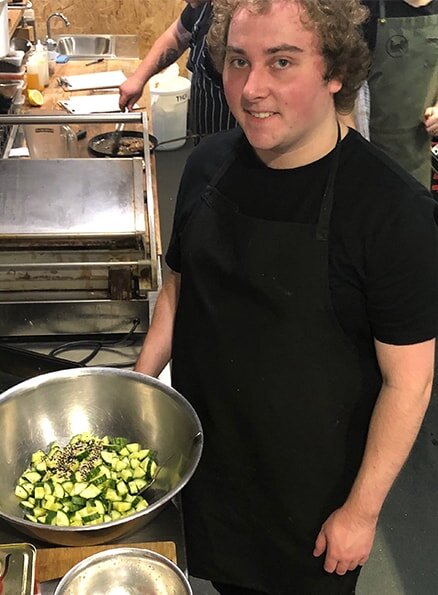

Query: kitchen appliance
[0,112,159,337]
[0,367,203,546]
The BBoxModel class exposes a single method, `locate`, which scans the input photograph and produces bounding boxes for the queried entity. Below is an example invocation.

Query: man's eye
[229,58,248,68]
[274,58,291,69]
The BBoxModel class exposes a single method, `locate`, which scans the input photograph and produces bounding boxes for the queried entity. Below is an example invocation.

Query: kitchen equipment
[24,122,78,158]
[0,367,203,546]
[58,94,140,115]
[0,79,23,113]
[148,72,191,150]
[0,79,22,99]
[36,541,177,582]
[0,543,36,595]
[0,343,81,392]
[53,547,192,595]
[10,37,33,54]
[88,130,158,157]
[111,121,124,154]
[57,70,126,91]
[0,50,25,72]
[0,112,158,337]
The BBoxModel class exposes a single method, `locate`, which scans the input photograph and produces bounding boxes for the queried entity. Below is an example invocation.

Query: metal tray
[0,543,36,595]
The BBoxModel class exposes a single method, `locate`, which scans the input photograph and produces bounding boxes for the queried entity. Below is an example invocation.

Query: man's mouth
[246,110,276,119]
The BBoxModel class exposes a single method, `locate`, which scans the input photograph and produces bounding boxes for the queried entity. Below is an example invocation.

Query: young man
[119,0,237,136]
[135,0,438,592]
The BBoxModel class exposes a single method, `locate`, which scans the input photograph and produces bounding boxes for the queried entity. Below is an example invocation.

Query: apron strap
[316,123,342,241]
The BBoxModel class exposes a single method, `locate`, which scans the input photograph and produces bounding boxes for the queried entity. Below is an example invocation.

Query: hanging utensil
[111,122,125,155]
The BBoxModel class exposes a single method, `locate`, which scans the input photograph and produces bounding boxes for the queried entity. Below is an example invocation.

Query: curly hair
[207,0,371,113]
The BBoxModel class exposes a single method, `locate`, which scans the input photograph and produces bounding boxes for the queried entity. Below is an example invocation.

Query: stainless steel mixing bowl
[54,547,193,595]
[0,368,203,546]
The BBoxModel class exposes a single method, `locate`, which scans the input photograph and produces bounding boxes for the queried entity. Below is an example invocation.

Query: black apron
[187,2,237,136]
[172,131,381,594]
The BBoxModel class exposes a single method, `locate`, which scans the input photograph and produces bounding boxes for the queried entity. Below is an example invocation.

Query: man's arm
[134,270,181,376]
[119,18,191,110]
[314,338,435,575]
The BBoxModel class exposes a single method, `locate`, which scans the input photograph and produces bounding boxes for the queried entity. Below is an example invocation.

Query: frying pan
[88,131,202,158]
[88,130,158,158]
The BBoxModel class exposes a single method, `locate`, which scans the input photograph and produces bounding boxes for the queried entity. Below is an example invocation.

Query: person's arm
[134,270,181,376]
[119,18,191,110]
[313,337,435,575]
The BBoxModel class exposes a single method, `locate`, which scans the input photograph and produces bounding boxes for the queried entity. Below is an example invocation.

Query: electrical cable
[48,318,141,366]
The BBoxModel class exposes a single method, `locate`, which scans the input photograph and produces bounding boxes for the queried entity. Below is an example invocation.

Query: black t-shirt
[167,128,438,353]
[362,0,438,50]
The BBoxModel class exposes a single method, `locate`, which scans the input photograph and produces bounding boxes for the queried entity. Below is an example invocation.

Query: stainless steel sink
[54,34,139,60]
[55,35,114,60]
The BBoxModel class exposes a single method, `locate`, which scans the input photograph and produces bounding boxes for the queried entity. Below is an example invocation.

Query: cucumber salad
[14,432,158,527]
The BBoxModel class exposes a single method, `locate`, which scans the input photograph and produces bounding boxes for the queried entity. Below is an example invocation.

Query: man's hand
[313,506,377,575]
[424,106,438,137]
[119,75,145,111]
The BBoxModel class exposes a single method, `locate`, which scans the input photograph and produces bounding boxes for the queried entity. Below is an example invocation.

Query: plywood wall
[32,0,186,60]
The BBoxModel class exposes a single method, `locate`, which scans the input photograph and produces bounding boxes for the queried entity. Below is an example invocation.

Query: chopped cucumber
[15,432,157,527]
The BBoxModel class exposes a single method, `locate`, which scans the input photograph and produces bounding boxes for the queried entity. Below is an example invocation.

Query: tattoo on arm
[156,49,179,71]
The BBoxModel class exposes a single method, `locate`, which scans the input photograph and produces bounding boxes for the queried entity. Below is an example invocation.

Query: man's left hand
[312,506,377,575]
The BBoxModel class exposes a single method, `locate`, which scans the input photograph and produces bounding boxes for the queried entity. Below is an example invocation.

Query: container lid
[149,74,191,96]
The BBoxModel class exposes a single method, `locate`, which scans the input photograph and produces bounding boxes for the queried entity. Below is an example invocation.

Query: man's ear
[327,78,343,94]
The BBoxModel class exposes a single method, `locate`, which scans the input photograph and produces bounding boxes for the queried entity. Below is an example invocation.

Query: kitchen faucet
[46,12,71,48]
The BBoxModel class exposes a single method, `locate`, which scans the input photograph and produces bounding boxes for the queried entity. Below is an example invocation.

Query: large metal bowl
[54,547,193,594]
[0,368,203,546]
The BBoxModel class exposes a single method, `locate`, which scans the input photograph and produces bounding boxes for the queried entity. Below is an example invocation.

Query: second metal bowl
[54,547,193,594]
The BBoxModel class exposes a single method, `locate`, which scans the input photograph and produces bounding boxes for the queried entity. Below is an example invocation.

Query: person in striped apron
[119,1,237,137]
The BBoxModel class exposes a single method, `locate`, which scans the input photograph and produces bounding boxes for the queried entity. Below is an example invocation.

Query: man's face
[223,0,342,167]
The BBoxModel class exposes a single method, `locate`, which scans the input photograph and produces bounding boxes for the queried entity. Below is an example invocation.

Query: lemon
[27,89,44,107]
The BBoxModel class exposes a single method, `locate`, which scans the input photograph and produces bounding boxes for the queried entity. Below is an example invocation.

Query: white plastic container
[34,40,49,86]
[0,0,9,59]
[149,72,191,150]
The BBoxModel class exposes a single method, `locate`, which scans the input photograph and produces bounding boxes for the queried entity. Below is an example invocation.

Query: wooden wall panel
[32,0,186,61]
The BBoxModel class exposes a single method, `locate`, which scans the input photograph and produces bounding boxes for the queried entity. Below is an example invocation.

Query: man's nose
[241,66,269,102]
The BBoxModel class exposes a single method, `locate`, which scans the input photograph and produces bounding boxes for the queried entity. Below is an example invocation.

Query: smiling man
[134,0,438,593]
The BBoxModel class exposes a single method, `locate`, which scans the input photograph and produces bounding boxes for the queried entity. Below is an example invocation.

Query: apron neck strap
[316,122,342,241]
[379,0,386,21]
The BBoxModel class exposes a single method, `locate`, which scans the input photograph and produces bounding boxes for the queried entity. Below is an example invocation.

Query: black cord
[48,318,141,366]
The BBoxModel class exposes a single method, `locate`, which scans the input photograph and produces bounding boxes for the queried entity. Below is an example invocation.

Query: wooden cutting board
[36,541,177,582]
